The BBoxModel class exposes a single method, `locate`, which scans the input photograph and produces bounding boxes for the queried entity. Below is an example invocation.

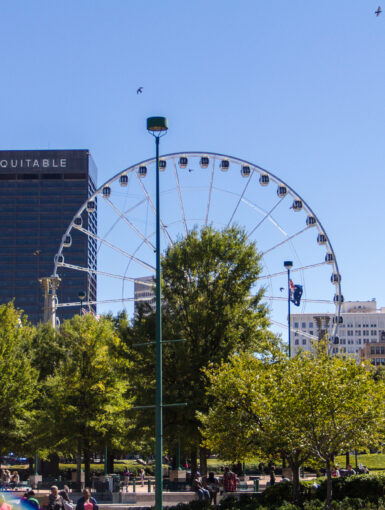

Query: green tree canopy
[127,226,280,471]
[199,342,385,507]
[35,315,133,484]
[0,302,38,455]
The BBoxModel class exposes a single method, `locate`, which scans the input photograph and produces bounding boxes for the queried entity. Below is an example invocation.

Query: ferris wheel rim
[53,151,342,338]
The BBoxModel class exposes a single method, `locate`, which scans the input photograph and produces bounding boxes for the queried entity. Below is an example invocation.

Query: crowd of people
[192,466,238,503]
[0,471,20,488]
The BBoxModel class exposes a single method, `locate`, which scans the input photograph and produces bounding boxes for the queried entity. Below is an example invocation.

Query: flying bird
[280,287,284,292]
[137,87,143,94]
[33,249,41,256]
[375,6,382,15]
[188,168,194,172]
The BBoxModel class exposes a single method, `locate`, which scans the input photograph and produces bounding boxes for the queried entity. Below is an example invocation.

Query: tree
[124,226,279,472]
[36,315,133,485]
[290,343,385,508]
[199,352,309,505]
[0,302,38,456]
[199,342,385,508]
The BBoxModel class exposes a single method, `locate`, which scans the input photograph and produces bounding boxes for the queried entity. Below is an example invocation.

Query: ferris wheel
[53,151,343,343]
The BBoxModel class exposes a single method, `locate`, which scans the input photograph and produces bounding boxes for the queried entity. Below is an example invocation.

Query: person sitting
[331,466,340,477]
[10,471,20,486]
[346,465,356,476]
[204,472,219,505]
[192,472,210,501]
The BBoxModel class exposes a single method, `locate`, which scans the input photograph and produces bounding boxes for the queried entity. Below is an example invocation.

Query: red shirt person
[222,467,237,492]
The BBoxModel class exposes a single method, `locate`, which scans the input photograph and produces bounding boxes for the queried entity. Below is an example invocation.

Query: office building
[134,275,155,316]
[291,300,385,360]
[0,149,97,324]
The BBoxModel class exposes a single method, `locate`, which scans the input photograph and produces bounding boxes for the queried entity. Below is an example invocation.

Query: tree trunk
[289,462,301,506]
[107,451,114,474]
[76,439,82,485]
[345,451,350,469]
[325,459,333,509]
[190,447,198,476]
[84,440,91,487]
[199,446,208,476]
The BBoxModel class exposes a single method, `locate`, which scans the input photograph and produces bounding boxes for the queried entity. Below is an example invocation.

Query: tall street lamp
[78,290,86,316]
[147,116,168,510]
[283,260,293,358]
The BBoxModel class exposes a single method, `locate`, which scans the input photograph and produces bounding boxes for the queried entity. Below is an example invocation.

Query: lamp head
[78,291,86,301]
[147,116,168,136]
[283,260,293,269]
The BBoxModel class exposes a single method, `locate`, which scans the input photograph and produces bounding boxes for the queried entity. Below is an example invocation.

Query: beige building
[291,300,385,361]
[359,330,385,366]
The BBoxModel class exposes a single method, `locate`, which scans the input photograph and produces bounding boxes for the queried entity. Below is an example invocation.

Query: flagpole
[284,261,293,358]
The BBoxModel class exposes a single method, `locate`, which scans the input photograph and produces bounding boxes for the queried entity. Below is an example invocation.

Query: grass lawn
[334,453,385,471]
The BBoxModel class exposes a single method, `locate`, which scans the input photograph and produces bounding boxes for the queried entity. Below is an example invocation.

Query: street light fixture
[147,116,168,510]
[283,261,293,358]
[78,290,86,316]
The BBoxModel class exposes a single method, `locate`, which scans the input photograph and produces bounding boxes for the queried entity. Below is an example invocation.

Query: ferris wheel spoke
[213,186,288,236]
[264,296,333,304]
[73,225,155,272]
[173,160,188,236]
[269,319,318,340]
[259,261,328,280]
[56,296,145,308]
[205,158,216,226]
[261,227,309,256]
[135,173,174,246]
[57,262,154,281]
[226,172,253,228]
[104,198,155,251]
[247,198,285,238]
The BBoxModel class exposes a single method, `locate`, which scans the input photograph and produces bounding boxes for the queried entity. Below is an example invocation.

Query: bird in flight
[33,249,41,256]
[375,6,382,15]
[188,168,194,172]
[137,87,143,94]
[280,287,284,292]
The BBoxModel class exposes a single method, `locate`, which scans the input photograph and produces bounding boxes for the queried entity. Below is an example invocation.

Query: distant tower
[39,276,61,327]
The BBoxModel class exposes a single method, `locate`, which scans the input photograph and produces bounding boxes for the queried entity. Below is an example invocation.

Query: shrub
[316,474,385,502]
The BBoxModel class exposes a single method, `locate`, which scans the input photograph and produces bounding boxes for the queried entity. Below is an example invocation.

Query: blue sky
[1,1,384,331]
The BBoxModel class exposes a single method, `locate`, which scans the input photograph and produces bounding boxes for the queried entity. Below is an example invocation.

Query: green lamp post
[147,116,168,510]
[283,260,293,358]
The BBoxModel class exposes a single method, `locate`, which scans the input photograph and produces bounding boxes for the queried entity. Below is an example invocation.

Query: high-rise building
[291,300,385,360]
[134,276,155,316]
[0,149,97,324]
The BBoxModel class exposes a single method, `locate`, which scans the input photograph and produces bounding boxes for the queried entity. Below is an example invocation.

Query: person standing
[0,494,12,510]
[139,469,145,487]
[222,467,237,492]
[75,489,98,510]
[47,486,64,510]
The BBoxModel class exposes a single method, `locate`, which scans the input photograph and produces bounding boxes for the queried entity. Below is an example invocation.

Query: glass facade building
[0,149,97,324]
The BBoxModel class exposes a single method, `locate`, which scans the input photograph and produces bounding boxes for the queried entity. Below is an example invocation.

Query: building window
[302,339,306,345]
[295,339,299,345]
[371,347,375,354]
[347,331,353,336]
[294,322,299,328]
[301,322,306,329]
[371,330,377,336]
[309,322,314,328]
[309,330,314,335]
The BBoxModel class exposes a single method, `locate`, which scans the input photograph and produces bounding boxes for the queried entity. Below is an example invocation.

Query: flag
[289,279,303,307]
